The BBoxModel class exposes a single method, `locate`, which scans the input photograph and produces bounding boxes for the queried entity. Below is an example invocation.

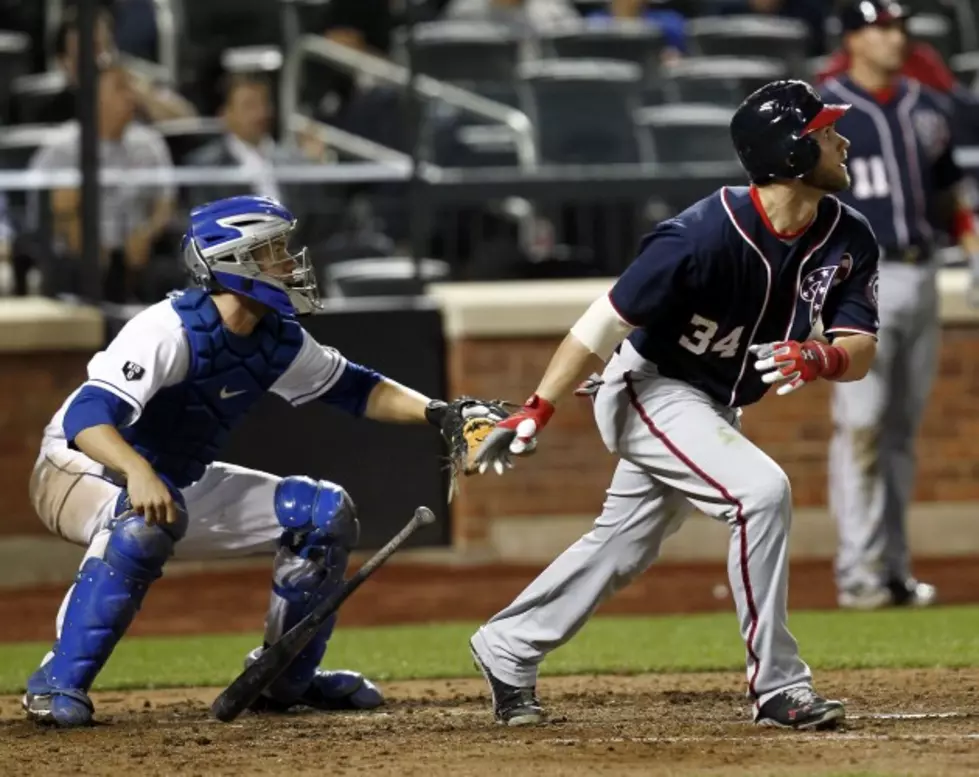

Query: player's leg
[175,463,382,711]
[605,360,839,730]
[829,261,910,607]
[23,447,188,727]
[470,458,688,725]
[877,267,940,605]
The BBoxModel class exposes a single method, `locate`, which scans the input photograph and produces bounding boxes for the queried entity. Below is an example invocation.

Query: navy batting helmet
[838,1,910,33]
[730,80,850,185]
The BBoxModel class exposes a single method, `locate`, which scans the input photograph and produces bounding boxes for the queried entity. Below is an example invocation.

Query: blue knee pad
[42,492,188,695]
[262,476,358,703]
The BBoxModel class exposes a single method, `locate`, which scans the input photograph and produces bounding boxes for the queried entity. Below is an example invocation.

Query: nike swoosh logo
[219,387,248,400]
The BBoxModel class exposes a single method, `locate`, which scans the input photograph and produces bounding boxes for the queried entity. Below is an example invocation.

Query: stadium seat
[634,103,737,164]
[323,256,450,298]
[9,71,70,125]
[517,59,652,165]
[0,124,63,170]
[907,13,958,61]
[541,19,666,83]
[424,103,522,169]
[659,56,788,107]
[0,31,33,116]
[951,50,979,89]
[687,15,808,78]
[393,21,524,89]
[155,117,225,166]
[221,45,283,75]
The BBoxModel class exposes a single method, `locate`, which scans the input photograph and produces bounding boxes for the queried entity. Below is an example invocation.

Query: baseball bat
[210,505,436,722]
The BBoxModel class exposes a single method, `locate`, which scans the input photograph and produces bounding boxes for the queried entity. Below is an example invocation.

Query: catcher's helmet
[730,80,850,185]
[838,1,910,33]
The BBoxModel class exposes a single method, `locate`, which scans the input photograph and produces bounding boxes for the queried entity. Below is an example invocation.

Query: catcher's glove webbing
[425,397,514,500]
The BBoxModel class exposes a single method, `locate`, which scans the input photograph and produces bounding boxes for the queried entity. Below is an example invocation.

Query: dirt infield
[2,669,978,776]
[4,556,979,642]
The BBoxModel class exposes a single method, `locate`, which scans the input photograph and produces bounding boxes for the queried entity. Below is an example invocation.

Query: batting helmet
[838,1,910,33]
[730,80,850,185]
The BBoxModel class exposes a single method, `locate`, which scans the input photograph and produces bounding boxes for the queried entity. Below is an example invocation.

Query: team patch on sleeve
[866,270,879,307]
[122,361,146,382]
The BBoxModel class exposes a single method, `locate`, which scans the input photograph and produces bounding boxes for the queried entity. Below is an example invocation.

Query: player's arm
[61,318,187,525]
[821,332,876,381]
[518,293,635,409]
[754,227,880,396]
[271,332,435,422]
[928,108,979,296]
[474,225,689,465]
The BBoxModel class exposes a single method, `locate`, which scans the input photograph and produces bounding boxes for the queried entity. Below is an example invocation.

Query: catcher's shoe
[755,686,845,731]
[469,638,543,726]
[22,665,95,728]
[244,647,383,713]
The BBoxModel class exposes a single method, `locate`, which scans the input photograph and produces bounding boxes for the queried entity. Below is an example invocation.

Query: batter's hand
[750,340,849,396]
[472,394,555,474]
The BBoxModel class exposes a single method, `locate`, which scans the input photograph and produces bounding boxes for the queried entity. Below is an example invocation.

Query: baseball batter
[471,80,881,730]
[22,194,505,728]
[818,1,979,609]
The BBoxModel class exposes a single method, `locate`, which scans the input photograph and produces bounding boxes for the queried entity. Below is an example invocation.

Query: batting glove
[749,340,849,397]
[472,394,555,475]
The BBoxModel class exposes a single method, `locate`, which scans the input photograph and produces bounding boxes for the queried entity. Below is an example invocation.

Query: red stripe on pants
[623,373,762,697]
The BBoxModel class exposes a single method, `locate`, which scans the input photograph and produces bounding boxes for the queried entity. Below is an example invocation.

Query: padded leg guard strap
[43,509,187,695]
[259,541,346,703]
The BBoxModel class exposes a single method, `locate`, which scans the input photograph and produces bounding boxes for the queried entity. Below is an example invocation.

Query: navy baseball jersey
[819,76,963,255]
[608,186,880,408]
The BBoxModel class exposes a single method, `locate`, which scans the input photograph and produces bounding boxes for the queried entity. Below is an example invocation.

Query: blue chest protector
[121,289,304,489]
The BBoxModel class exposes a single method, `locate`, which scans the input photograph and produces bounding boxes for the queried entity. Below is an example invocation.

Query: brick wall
[1,353,91,537]
[448,326,979,549]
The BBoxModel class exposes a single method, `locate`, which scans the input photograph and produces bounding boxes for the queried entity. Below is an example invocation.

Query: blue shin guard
[248,476,382,711]
[24,497,187,727]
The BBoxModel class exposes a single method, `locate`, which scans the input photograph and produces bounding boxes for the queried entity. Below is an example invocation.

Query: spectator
[35,5,194,125]
[184,73,329,207]
[29,62,177,303]
[585,0,689,63]
[442,0,579,33]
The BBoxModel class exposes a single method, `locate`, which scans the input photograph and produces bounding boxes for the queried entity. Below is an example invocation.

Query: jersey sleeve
[269,330,349,406]
[821,220,881,340]
[83,314,189,425]
[608,220,693,327]
[270,330,384,416]
[912,87,963,192]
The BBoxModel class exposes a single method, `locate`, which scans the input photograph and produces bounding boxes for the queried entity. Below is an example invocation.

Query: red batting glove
[749,340,850,396]
[473,394,555,474]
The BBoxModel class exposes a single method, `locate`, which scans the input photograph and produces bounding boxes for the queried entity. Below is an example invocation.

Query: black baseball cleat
[888,577,937,608]
[469,639,544,726]
[755,686,845,730]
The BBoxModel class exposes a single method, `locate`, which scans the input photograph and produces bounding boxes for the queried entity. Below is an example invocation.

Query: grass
[1,606,977,695]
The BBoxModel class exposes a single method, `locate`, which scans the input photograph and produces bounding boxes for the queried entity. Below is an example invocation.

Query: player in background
[23,195,502,728]
[470,80,879,731]
[819,1,979,610]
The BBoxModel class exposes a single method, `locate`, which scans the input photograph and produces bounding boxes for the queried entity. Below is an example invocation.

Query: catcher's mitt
[425,397,515,499]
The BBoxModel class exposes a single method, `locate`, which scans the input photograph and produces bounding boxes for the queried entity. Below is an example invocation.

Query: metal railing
[278,34,538,170]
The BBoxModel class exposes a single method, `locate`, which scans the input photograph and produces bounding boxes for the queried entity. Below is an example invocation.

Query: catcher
[23,194,509,728]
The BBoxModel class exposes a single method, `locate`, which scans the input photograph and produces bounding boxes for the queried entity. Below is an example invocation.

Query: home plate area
[2,668,977,776]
